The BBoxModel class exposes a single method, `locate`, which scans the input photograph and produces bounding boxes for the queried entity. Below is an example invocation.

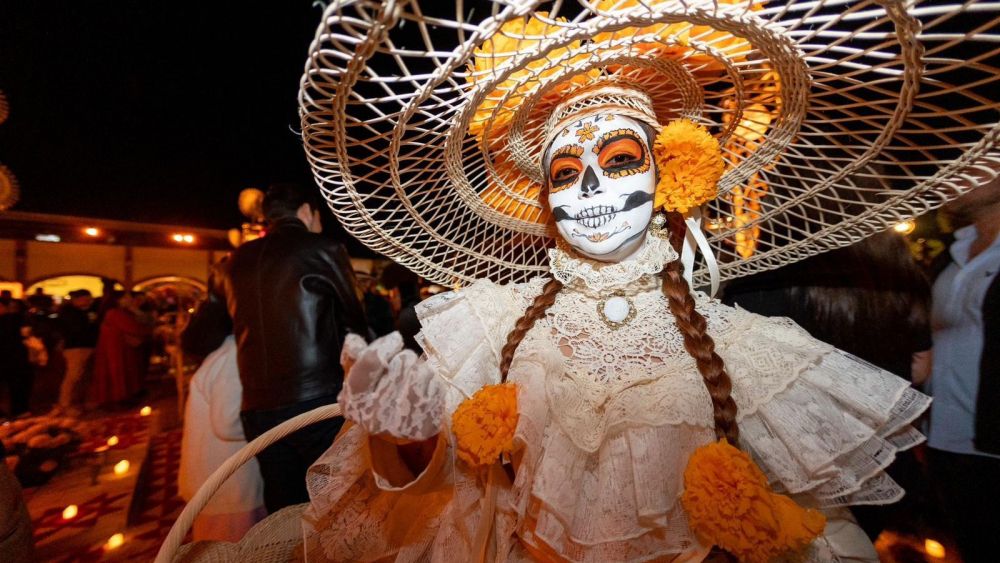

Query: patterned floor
[31,425,186,562]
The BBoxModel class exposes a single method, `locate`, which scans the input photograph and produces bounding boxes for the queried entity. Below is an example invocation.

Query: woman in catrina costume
[296,1,1000,561]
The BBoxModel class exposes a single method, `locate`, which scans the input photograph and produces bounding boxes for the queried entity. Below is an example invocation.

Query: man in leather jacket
[184,183,369,512]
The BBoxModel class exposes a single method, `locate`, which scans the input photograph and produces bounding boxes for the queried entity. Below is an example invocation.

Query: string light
[113,460,130,475]
[107,435,119,447]
[139,406,152,417]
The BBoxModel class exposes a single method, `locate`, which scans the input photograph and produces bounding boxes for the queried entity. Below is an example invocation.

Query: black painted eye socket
[597,135,645,174]
[607,153,638,166]
[549,155,583,191]
[553,168,579,182]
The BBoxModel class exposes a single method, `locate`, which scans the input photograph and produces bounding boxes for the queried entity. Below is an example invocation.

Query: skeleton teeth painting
[547,115,655,262]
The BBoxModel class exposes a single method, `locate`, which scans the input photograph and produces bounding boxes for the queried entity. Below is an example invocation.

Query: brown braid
[661,261,740,444]
[499,277,564,381]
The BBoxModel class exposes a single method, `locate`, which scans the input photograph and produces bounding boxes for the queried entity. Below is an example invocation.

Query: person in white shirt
[927,173,1000,563]
[179,336,265,542]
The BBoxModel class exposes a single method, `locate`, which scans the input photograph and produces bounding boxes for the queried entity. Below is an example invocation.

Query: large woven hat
[299,0,1000,287]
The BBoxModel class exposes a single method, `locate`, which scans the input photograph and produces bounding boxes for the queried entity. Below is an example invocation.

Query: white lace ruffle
[548,234,678,292]
[304,276,927,562]
[503,331,927,559]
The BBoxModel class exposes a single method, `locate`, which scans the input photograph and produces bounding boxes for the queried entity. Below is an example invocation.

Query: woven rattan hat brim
[300,0,1000,287]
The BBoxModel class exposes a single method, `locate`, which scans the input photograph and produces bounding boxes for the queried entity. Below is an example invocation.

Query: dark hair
[262,183,322,221]
[796,233,930,375]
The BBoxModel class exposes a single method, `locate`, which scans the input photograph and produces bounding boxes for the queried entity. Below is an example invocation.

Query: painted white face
[545,114,655,262]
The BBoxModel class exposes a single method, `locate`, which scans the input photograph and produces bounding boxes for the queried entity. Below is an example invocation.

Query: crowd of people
[0,284,157,419]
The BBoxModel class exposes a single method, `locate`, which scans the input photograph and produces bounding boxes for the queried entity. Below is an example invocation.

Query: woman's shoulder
[416,276,547,322]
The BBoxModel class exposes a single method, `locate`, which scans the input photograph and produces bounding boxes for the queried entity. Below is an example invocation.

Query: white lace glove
[340,332,368,375]
[338,332,445,441]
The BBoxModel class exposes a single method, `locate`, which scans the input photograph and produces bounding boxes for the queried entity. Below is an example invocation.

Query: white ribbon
[679,207,720,297]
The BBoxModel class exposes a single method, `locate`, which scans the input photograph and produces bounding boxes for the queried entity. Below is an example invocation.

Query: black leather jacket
[185,218,368,411]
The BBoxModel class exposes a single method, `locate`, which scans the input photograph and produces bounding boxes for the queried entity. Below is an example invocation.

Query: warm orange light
[105,533,125,550]
[107,435,119,447]
[140,405,152,417]
[62,505,78,520]
[113,460,130,475]
[172,233,196,244]
[171,233,184,242]
[182,234,195,243]
[894,220,916,235]
[83,227,101,237]
[925,539,946,558]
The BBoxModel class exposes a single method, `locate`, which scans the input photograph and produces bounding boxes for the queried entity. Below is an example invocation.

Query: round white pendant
[602,296,631,323]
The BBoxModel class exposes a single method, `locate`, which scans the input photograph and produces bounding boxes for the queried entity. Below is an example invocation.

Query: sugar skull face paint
[545,114,655,262]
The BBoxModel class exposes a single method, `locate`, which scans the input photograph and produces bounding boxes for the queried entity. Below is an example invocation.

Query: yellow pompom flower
[653,119,725,214]
[451,383,519,467]
[681,440,827,563]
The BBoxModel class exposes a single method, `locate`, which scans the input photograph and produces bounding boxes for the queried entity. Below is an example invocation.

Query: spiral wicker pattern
[300,0,1000,287]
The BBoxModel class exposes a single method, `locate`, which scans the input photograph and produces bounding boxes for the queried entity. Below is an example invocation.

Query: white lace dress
[302,236,928,563]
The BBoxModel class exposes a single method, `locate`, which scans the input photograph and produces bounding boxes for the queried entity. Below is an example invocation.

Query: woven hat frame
[300,0,1000,287]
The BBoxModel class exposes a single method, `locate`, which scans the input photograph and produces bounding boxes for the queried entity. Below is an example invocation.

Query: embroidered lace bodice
[306,237,929,563]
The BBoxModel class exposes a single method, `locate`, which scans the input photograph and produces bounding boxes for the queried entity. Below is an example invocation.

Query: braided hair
[497,218,739,443]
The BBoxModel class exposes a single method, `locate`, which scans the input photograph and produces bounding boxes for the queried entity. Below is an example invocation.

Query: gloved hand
[338,332,444,441]
[340,332,369,375]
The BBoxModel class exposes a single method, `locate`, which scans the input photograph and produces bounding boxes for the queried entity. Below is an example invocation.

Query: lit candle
[107,435,119,447]
[105,533,125,550]
[139,406,152,417]
[925,539,946,559]
[62,505,78,520]
[113,460,130,475]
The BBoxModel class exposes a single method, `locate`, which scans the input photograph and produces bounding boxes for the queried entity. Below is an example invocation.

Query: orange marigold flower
[451,383,519,467]
[681,439,827,563]
[653,119,724,214]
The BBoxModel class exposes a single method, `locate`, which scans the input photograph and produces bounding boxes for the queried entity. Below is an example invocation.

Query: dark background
[0,3,339,236]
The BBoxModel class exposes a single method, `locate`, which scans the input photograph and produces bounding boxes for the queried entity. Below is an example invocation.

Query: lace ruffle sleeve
[705,299,931,508]
[415,278,541,412]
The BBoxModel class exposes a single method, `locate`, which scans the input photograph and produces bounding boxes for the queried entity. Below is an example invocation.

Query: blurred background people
[90,291,151,409]
[0,298,33,417]
[924,175,1000,562]
[179,336,264,542]
[54,289,98,416]
[183,183,369,513]
[358,272,394,338]
[379,262,424,352]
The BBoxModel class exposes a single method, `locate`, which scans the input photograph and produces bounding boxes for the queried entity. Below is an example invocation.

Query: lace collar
[548,234,679,293]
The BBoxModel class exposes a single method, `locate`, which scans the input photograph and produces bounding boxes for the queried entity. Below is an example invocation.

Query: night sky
[0,3,331,233]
